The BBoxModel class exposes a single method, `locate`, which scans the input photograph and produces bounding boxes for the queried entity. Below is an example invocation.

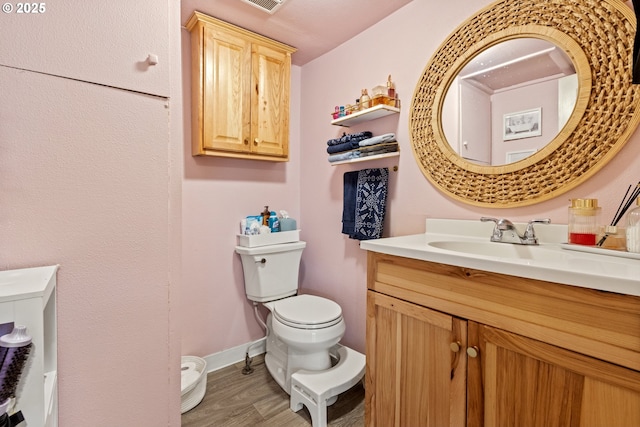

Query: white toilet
[235,240,365,427]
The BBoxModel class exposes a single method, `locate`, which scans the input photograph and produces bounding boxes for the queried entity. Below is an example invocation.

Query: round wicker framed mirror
[410,0,640,208]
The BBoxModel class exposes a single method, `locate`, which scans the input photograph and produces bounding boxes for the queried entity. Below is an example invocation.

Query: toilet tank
[235,241,306,302]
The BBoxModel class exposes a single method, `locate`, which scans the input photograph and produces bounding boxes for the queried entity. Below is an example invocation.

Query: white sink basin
[360,219,640,297]
[428,241,568,261]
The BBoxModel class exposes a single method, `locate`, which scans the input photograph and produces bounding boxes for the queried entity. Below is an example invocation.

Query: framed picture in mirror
[503,108,541,141]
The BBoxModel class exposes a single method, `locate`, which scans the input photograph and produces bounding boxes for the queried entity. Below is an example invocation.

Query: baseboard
[202,337,266,373]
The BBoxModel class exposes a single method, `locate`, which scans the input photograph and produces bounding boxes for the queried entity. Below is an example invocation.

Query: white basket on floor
[181,355,207,414]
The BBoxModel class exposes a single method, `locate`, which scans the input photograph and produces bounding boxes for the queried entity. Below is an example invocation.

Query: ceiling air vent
[240,0,285,14]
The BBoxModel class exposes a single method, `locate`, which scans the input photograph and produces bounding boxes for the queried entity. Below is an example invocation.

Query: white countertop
[360,219,640,297]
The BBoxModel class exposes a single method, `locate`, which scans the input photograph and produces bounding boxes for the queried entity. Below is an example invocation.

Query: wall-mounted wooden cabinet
[366,252,640,427]
[187,12,296,161]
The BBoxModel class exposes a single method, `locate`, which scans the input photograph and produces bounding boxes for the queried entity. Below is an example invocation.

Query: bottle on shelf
[626,197,640,253]
[360,89,371,109]
[387,74,396,99]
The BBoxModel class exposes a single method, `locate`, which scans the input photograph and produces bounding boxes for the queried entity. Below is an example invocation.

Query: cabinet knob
[450,341,461,353]
[466,346,479,358]
[254,138,260,146]
[244,139,249,145]
[147,54,159,66]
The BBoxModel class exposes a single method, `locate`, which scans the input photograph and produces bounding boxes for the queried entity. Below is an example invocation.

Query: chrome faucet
[480,217,551,245]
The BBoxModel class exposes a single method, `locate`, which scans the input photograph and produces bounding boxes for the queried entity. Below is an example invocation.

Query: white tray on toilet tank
[237,230,301,247]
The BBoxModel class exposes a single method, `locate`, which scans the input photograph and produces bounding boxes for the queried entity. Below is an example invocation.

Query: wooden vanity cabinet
[366,291,467,427]
[366,252,640,427]
[187,12,295,160]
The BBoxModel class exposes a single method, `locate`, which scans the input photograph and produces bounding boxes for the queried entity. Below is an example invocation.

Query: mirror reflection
[442,38,578,166]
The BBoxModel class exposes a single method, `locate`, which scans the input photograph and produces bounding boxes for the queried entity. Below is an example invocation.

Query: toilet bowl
[235,242,354,389]
[270,294,345,349]
[264,294,346,391]
[235,240,365,426]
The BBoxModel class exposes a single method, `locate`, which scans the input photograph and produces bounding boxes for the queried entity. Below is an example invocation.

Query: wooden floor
[181,354,365,427]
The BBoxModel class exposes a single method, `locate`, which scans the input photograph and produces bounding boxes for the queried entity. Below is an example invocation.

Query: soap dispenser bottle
[261,206,270,226]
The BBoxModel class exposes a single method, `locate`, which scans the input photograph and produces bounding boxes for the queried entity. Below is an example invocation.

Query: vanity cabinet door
[468,322,640,427]
[366,291,467,427]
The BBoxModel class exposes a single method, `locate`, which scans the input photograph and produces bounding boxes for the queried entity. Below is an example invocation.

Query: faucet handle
[480,217,501,230]
[481,217,515,230]
[523,218,551,243]
[480,217,503,241]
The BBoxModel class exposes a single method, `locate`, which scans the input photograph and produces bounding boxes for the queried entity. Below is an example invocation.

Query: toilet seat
[272,295,343,330]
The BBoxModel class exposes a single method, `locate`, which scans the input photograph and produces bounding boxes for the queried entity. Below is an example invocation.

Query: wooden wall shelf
[331,104,400,127]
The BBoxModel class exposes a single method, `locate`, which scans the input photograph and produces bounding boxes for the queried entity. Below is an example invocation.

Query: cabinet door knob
[450,341,461,353]
[466,346,479,358]
[254,138,260,145]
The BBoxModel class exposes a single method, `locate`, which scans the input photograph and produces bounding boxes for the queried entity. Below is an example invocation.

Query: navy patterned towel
[327,131,373,146]
[342,168,389,240]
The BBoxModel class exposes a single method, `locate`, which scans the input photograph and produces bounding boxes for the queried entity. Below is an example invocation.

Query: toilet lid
[273,295,343,329]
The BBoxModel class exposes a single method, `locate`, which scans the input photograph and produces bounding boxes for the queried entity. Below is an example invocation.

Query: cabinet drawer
[367,252,640,371]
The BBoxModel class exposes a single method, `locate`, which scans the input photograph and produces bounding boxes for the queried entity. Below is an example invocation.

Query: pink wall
[179,28,303,356]
[7,1,637,425]
[1,1,182,425]
[298,0,640,354]
[0,71,181,425]
[181,0,640,360]
[2,0,634,424]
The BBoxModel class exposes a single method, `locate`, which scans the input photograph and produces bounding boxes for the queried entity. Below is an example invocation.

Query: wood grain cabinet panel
[366,252,640,427]
[469,322,640,427]
[366,291,466,427]
[187,12,295,161]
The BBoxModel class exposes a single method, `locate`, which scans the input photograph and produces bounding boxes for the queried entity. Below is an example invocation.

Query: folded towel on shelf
[327,131,389,154]
[342,168,389,240]
[326,131,373,146]
[328,150,361,163]
[327,140,361,154]
[329,142,398,163]
[360,144,398,157]
[358,133,396,147]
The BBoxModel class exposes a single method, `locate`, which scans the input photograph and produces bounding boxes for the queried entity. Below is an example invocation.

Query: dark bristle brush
[0,325,32,425]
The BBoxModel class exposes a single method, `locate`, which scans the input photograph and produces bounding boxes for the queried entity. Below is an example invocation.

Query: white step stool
[289,346,365,427]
